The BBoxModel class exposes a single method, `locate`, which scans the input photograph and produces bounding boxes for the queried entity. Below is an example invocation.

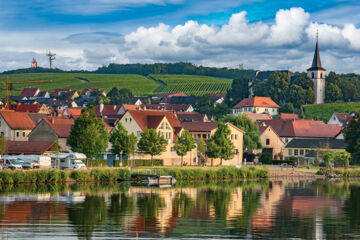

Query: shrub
[259,152,272,164]
[0,171,14,184]
[70,170,91,181]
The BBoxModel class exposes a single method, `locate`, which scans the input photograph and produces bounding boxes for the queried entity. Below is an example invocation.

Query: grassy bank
[317,168,360,177]
[303,102,360,122]
[132,166,269,181]
[0,168,131,184]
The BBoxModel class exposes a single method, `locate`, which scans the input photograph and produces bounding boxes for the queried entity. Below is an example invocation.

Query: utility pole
[46,51,56,69]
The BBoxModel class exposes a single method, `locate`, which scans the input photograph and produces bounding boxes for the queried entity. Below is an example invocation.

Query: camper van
[51,152,86,169]
[2,157,23,170]
[17,155,52,169]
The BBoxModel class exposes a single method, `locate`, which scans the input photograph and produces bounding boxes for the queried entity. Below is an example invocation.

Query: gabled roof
[333,112,353,128]
[278,113,299,120]
[37,91,49,97]
[257,119,341,138]
[244,112,271,122]
[64,107,83,119]
[19,88,40,97]
[28,113,49,125]
[95,105,121,116]
[48,99,74,107]
[122,104,142,111]
[51,89,75,97]
[43,117,74,138]
[0,110,35,130]
[126,109,182,138]
[7,141,55,154]
[233,97,280,109]
[182,121,218,132]
[286,138,347,149]
[16,103,48,113]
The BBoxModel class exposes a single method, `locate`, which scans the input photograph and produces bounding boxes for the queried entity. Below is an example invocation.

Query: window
[312,72,315,78]
[235,135,238,140]
[16,132,19,137]
[129,118,132,123]
[125,118,127,123]
[288,149,293,156]
[300,149,304,156]
[320,73,323,78]
[294,149,298,156]
[266,139,270,145]
[306,150,309,155]
[202,134,207,139]
[23,132,25,137]
[235,149,239,154]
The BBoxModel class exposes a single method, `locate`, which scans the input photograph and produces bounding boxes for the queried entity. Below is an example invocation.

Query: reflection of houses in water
[226,187,243,220]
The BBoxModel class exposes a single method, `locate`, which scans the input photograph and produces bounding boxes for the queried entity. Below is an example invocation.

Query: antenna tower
[46,51,56,69]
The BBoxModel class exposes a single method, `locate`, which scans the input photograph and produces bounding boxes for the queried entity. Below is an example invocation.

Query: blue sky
[0,0,360,72]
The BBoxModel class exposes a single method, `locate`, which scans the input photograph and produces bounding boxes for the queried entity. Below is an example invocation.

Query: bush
[70,170,91,181]
[259,152,272,164]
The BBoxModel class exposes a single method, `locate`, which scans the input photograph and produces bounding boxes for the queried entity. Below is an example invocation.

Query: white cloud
[342,24,360,50]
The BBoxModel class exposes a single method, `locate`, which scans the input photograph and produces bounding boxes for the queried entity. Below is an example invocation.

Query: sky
[0,0,360,73]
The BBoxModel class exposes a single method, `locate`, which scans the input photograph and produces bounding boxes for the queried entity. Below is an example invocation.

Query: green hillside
[0,73,233,98]
[0,73,158,97]
[303,102,360,122]
[151,74,232,96]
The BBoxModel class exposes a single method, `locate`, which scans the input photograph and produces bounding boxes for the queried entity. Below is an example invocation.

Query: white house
[232,96,280,116]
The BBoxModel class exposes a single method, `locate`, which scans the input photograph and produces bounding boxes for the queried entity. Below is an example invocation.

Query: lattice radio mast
[46,51,56,69]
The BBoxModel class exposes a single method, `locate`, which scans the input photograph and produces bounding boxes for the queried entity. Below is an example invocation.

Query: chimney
[99,103,104,113]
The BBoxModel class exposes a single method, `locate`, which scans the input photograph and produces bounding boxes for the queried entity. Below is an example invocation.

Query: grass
[317,168,360,177]
[0,73,159,97]
[303,102,360,122]
[150,74,232,96]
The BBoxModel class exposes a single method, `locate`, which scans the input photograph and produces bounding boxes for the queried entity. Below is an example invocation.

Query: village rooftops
[233,97,280,109]
[19,88,40,97]
[142,104,192,112]
[51,88,76,97]
[43,117,74,138]
[244,112,271,121]
[95,104,121,117]
[0,110,35,130]
[176,112,208,122]
[7,141,56,154]
[182,121,218,132]
[278,113,300,120]
[286,138,347,149]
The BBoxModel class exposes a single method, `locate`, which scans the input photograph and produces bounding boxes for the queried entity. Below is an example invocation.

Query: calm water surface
[0,180,359,239]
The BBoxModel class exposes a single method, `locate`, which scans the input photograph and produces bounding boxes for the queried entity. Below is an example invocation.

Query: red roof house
[20,88,40,97]
[7,141,56,154]
[232,97,280,116]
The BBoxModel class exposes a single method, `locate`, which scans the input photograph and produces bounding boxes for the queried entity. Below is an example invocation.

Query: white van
[51,152,86,169]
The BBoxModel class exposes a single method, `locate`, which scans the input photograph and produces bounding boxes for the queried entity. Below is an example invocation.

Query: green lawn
[303,102,360,122]
[150,74,232,96]
[0,73,159,97]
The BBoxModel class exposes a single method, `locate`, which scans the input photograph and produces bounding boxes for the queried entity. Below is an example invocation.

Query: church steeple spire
[307,31,326,71]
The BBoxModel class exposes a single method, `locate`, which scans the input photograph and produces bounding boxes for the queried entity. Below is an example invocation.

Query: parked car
[3,159,23,170]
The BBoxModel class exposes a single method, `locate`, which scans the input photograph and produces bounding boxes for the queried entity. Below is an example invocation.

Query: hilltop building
[232,97,280,116]
[307,35,326,104]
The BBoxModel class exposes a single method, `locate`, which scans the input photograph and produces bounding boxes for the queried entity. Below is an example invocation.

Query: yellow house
[182,121,245,166]
[119,109,196,166]
[284,138,347,160]
[257,122,285,159]
[0,110,35,141]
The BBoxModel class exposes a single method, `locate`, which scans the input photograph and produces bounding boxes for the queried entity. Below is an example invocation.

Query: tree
[107,87,133,105]
[280,102,294,114]
[344,113,360,165]
[0,134,7,155]
[325,83,342,102]
[253,72,290,104]
[195,96,230,120]
[205,123,235,166]
[225,77,251,107]
[174,130,196,166]
[221,114,262,152]
[197,139,206,166]
[109,122,137,166]
[137,129,167,166]
[67,107,109,164]
[287,84,315,108]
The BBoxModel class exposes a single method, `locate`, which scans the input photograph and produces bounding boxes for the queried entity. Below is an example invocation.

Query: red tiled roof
[16,103,47,113]
[19,88,39,97]
[233,97,280,109]
[127,109,182,138]
[244,112,271,121]
[142,104,191,112]
[0,110,36,130]
[48,99,73,107]
[257,119,341,138]
[43,117,74,138]
[95,105,121,116]
[176,112,207,122]
[122,104,142,111]
[7,141,55,154]
[182,122,218,132]
[64,107,83,118]
[278,113,299,119]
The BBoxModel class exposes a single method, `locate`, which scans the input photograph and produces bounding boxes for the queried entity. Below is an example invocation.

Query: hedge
[133,166,269,181]
[114,159,163,167]
[0,168,131,184]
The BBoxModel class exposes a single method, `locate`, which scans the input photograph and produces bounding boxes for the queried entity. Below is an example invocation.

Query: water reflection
[0,180,359,239]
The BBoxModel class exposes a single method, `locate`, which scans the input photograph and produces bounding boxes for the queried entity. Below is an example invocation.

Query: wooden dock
[132,174,177,185]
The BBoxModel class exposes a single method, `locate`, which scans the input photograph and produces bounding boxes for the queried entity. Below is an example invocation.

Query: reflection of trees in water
[344,186,360,233]
[173,191,195,218]
[205,187,232,220]
[108,193,135,225]
[136,193,165,230]
[67,195,107,240]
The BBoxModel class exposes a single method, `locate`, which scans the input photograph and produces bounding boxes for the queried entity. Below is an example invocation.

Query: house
[284,138,347,161]
[278,113,299,120]
[209,94,226,105]
[15,103,49,114]
[142,104,193,112]
[256,119,342,144]
[168,96,196,105]
[181,121,245,166]
[327,112,353,129]
[131,98,143,105]
[2,96,28,104]
[7,141,56,155]
[153,92,187,103]
[51,89,79,99]
[81,88,106,98]
[119,109,190,166]
[47,99,78,110]
[36,91,50,98]
[176,112,209,122]
[95,104,121,117]
[243,112,271,122]
[117,104,142,115]
[19,88,40,97]
[28,113,49,125]
[232,97,280,116]
[0,110,36,141]
[63,107,83,119]
[36,97,55,104]
[257,122,285,159]
[28,117,74,151]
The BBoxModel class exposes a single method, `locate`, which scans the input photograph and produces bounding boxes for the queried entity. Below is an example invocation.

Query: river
[0,179,359,239]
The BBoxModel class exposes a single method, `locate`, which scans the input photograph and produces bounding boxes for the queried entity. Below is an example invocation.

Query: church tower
[307,33,326,104]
